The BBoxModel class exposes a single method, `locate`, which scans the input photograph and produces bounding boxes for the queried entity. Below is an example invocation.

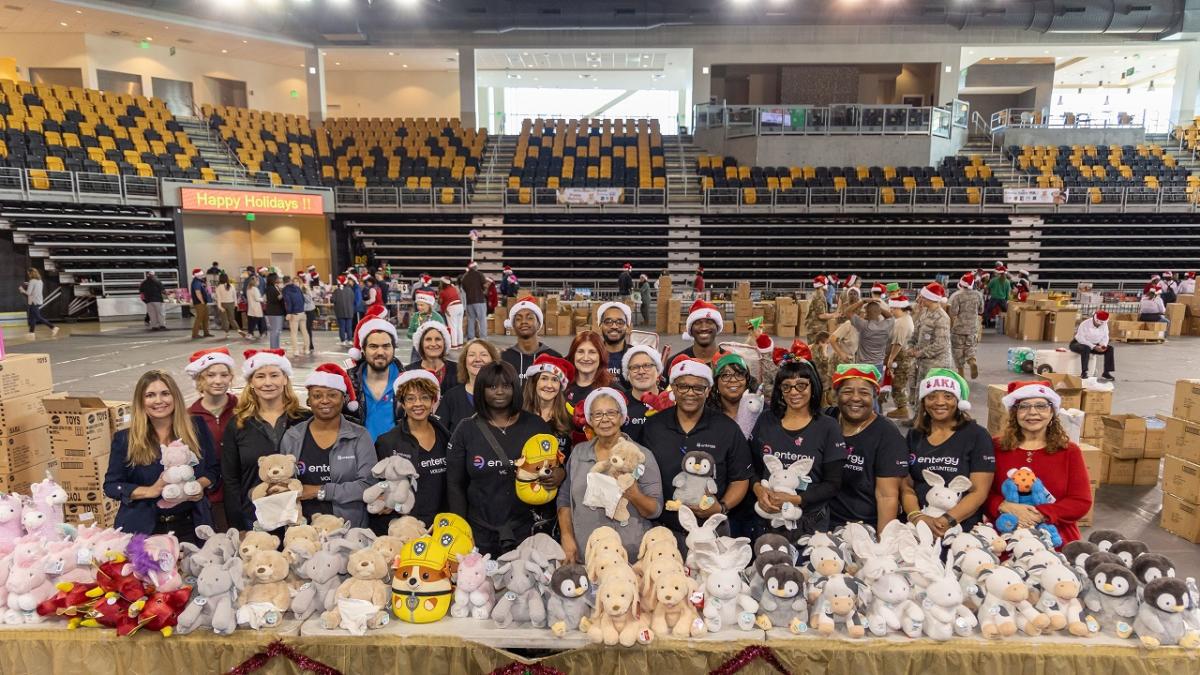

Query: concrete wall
[325,69,460,119]
[693,129,963,168]
[1001,127,1146,148]
[963,62,1055,113]
[961,92,1036,127]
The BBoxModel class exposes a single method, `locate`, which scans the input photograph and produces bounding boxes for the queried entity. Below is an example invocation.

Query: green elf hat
[833,363,882,390]
[885,282,901,296]
[745,316,764,331]
[713,352,748,376]
[917,367,971,410]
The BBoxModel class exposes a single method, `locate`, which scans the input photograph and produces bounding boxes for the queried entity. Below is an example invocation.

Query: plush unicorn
[0,493,24,555]
[22,475,68,540]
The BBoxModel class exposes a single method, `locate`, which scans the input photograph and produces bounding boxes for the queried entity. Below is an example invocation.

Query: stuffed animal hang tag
[633,464,645,480]
[77,548,92,566]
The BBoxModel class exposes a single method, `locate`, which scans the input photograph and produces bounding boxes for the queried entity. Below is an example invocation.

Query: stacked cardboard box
[44,395,127,527]
[655,277,674,333]
[1175,294,1200,336]
[1161,379,1200,543]
[1042,308,1080,343]
[985,384,1009,437]
[1099,414,1162,486]
[0,353,55,494]
[1078,386,1113,448]
[1110,320,1167,342]
[775,296,799,339]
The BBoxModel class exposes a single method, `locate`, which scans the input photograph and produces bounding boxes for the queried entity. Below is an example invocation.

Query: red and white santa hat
[596,301,632,325]
[1163,270,1175,279]
[505,296,544,329]
[583,387,629,425]
[467,261,479,270]
[525,354,575,389]
[871,282,887,296]
[812,275,829,289]
[306,363,358,412]
[958,272,975,289]
[623,262,633,270]
[889,294,911,309]
[994,262,1008,273]
[621,345,663,380]
[1094,310,1110,322]
[184,347,236,378]
[844,274,859,288]
[415,289,438,308]
[337,274,347,285]
[421,273,432,284]
[682,299,723,342]
[413,321,452,355]
[1187,271,1196,279]
[242,349,292,378]
[349,305,398,361]
[192,268,203,278]
[668,355,713,386]
[755,333,774,355]
[919,282,947,303]
[1001,379,1062,413]
[393,369,441,401]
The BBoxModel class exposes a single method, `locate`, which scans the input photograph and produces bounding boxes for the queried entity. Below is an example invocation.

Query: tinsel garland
[226,639,342,675]
[708,645,790,675]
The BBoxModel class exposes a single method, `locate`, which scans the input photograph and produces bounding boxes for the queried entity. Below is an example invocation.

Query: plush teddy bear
[753,455,813,530]
[369,536,407,581]
[177,556,243,635]
[995,466,1062,547]
[238,531,280,566]
[236,549,292,629]
[547,563,592,636]
[310,514,349,539]
[362,456,419,515]
[321,548,391,635]
[157,440,203,509]
[387,516,428,544]
[584,440,645,524]
[282,524,321,570]
[666,450,718,512]
[249,454,302,501]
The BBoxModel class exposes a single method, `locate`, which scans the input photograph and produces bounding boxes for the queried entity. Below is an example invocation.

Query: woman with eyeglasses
[708,353,760,436]
[619,345,665,443]
[375,370,451,530]
[984,381,1092,547]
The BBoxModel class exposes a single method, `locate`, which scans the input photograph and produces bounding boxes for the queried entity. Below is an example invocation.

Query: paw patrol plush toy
[515,434,564,506]
[392,536,454,624]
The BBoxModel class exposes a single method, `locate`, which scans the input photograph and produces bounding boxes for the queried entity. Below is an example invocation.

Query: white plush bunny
[919,567,978,641]
[691,543,758,632]
[920,469,973,519]
[678,509,748,580]
[753,456,813,530]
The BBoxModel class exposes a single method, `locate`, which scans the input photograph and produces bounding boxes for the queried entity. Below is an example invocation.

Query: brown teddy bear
[238,531,281,565]
[321,548,391,635]
[235,549,292,629]
[282,524,321,568]
[249,454,302,501]
[587,440,645,524]
[310,513,349,539]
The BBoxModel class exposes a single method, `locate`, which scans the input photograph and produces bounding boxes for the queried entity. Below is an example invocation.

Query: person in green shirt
[407,290,445,360]
[983,265,1012,328]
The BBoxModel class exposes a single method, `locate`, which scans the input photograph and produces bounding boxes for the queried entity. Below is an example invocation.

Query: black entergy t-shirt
[829,413,909,527]
[745,410,848,531]
[606,346,629,387]
[906,422,996,529]
[622,398,650,444]
[375,420,450,526]
[298,428,334,520]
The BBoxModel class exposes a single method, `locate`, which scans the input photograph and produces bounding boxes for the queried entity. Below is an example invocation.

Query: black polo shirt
[641,407,754,534]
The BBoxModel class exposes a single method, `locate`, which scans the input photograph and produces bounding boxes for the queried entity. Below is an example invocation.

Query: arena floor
[7,318,1199,571]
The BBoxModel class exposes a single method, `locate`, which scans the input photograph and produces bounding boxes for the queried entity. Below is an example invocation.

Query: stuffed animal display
[362,456,419,515]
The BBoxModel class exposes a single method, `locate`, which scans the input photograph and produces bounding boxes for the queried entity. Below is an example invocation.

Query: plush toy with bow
[995,466,1062,547]
[22,475,69,541]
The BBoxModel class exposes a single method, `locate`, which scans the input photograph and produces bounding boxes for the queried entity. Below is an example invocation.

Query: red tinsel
[709,645,789,675]
[487,663,567,675]
[226,640,342,675]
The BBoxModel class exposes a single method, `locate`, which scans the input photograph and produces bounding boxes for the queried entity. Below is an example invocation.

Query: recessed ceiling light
[402,64,408,68]
[144,37,152,41]
[75,9,82,13]
[522,52,529,55]
[335,62,341,65]
[221,49,228,53]
[59,21,68,27]
[388,51,395,56]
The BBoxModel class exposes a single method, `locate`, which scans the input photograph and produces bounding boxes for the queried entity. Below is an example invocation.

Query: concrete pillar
[1170,42,1200,128]
[936,45,963,108]
[458,48,477,129]
[304,47,326,126]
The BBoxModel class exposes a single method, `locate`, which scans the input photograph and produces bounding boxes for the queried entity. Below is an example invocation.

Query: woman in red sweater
[985,380,1093,547]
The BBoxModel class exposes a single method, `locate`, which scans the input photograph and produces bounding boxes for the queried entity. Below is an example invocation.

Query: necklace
[843,415,874,437]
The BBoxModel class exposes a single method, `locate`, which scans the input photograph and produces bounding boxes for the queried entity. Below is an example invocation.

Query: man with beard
[500,296,562,391]
[675,299,726,363]
[596,301,633,386]
[346,307,404,440]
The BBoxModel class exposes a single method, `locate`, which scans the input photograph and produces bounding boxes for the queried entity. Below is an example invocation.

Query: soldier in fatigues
[886,294,915,419]
[908,283,953,406]
[806,275,835,340]
[948,272,985,380]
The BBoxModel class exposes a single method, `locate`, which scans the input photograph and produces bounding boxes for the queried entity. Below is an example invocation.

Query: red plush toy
[79,592,139,636]
[89,558,149,604]
[37,581,102,624]
[128,588,193,637]
[640,389,675,415]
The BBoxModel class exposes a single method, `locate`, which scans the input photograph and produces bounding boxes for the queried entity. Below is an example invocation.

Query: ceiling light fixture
[402,64,408,68]
[221,49,228,53]
[59,22,68,27]
[388,51,395,56]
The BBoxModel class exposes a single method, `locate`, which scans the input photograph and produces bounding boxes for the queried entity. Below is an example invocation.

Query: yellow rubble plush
[514,433,564,506]
[392,536,454,624]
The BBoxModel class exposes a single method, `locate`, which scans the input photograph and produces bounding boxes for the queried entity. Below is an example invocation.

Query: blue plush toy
[995,466,1062,547]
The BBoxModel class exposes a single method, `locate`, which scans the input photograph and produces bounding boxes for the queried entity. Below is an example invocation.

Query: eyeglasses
[403,394,433,404]
[590,410,623,421]
[600,318,628,327]
[779,382,811,394]
[628,363,657,373]
[673,384,709,395]
[718,373,747,383]
[1016,402,1052,413]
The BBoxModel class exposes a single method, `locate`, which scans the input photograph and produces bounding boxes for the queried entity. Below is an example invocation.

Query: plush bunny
[547,563,593,636]
[976,566,1051,638]
[291,540,352,620]
[920,469,973,519]
[177,556,244,635]
[1134,577,1200,649]
[666,451,718,512]
[321,548,391,635]
[919,567,978,641]
[451,551,496,620]
[1032,563,1092,637]
[362,456,419,515]
[692,543,758,632]
[650,569,705,638]
[865,569,923,638]
[755,563,809,633]
[157,440,203,509]
[753,455,813,530]
[811,574,870,638]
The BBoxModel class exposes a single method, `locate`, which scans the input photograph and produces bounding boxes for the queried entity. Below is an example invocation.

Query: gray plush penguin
[666,450,718,511]
[547,563,592,636]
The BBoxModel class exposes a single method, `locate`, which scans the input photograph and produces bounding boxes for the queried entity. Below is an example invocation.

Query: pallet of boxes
[43,395,129,528]
[655,276,681,337]
[0,353,56,497]
[1159,379,1200,543]
[1175,293,1200,337]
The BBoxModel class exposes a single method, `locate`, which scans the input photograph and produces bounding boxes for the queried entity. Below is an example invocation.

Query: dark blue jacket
[104,417,220,535]
[190,277,211,305]
[283,284,306,314]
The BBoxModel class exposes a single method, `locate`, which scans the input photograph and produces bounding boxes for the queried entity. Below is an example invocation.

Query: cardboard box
[64,498,118,526]
[0,391,48,437]
[1102,415,1147,459]
[1106,457,1136,485]
[555,314,572,337]
[1080,443,1108,483]
[1080,389,1113,415]
[1019,310,1046,341]
[0,459,59,493]
[777,324,796,338]
[55,453,109,492]
[0,353,53,401]
[1143,418,1166,459]
[1185,317,1200,336]
[1082,413,1106,439]
[1160,493,1200,543]
[1079,482,1097,528]
[43,395,113,456]
[1041,373,1083,410]
[103,400,131,435]
[1134,457,1161,486]
[1043,310,1079,343]
[1161,414,1200,465]
[776,298,798,326]
[0,426,53,473]
[1167,302,1186,336]
[1172,379,1200,424]
[63,487,105,504]
[1162,455,1200,505]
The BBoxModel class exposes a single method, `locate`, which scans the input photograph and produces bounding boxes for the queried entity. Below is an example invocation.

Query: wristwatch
[317,487,327,501]
[942,514,958,528]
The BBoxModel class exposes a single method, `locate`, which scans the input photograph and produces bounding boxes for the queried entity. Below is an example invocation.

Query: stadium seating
[317,117,485,190]
[0,80,208,186]
[1003,144,1192,204]
[204,104,320,186]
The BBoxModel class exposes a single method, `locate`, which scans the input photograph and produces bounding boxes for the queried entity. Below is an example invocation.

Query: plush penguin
[748,550,795,600]
[1062,541,1099,572]
[754,533,797,564]
[755,564,808,632]
[1086,529,1126,553]
[1085,562,1140,638]
[1132,554,1176,586]
[1109,540,1150,568]
[667,451,718,511]
[546,564,592,637]
[1132,577,1200,649]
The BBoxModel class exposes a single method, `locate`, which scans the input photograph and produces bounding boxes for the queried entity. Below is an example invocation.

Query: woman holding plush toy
[985,381,1093,547]
[557,387,664,562]
[900,368,995,536]
[375,370,451,529]
[522,354,577,455]
[104,370,219,544]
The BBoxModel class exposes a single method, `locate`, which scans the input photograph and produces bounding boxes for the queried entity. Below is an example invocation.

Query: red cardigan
[985,438,1093,547]
[188,393,238,504]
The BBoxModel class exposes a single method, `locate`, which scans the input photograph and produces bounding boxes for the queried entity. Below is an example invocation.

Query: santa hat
[623,262,632,270]
[415,290,437,307]
[1094,310,1110,322]
[393,369,441,400]
[192,268,203,278]
[682,299,723,342]
[871,282,887,296]
[917,368,971,411]
[812,275,829,289]
[467,261,479,270]
[668,356,713,386]
[755,333,774,355]
[421,274,432,284]
[958,273,975,290]
[596,301,632,325]
[621,345,663,381]
[242,349,292,378]
[919,282,947,303]
[1001,379,1062,412]
[889,294,911,309]
[994,262,1008,273]
[306,363,358,412]
[1163,270,1175,279]
[832,363,882,390]
[505,296,544,329]
[524,354,575,389]
[257,266,269,275]
[184,347,236,378]
[413,321,452,356]
[583,387,628,425]
[349,305,398,361]
[359,273,372,282]
[772,339,812,366]
[441,276,453,284]
[844,274,859,288]
[1187,271,1196,279]
[337,274,347,284]
[502,265,511,271]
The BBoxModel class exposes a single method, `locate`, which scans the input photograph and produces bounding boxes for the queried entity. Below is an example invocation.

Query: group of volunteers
[103,267,1096,560]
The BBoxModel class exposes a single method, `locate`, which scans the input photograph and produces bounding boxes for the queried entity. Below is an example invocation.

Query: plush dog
[650,570,705,638]
[587,568,648,646]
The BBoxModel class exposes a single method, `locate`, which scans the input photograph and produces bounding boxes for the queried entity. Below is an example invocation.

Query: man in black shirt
[597,301,632,385]
[675,299,726,363]
[642,358,753,548]
[618,263,634,303]
[500,297,561,390]
[139,271,166,331]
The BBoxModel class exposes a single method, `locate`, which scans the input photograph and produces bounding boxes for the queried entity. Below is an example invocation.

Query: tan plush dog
[639,556,688,612]
[249,454,302,500]
[321,548,391,634]
[587,549,631,581]
[650,570,705,638]
[584,526,626,566]
[587,565,649,646]
[387,516,428,544]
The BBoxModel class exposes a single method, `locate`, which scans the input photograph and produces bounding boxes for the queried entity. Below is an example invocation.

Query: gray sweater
[280,418,378,528]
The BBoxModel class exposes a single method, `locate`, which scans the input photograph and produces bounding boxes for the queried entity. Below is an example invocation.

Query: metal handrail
[990,108,1146,132]
[692,103,956,139]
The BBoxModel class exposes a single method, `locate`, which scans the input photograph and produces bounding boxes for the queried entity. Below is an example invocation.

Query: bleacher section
[505,119,666,205]
[1004,143,1194,204]
[203,105,319,186]
[318,117,484,191]
[0,80,208,189]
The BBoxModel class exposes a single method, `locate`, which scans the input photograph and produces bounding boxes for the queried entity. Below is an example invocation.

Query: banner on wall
[557,188,624,205]
[180,187,326,216]
[1003,188,1066,205]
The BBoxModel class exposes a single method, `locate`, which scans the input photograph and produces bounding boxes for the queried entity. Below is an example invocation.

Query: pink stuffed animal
[22,476,68,540]
[5,544,55,624]
[0,494,23,555]
[450,551,496,619]
[41,539,96,586]
[128,533,185,592]
[158,440,202,509]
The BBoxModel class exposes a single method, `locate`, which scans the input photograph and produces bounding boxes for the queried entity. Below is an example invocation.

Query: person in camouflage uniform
[808,330,835,406]
[806,275,835,340]
[948,272,985,379]
[886,294,916,419]
[908,283,954,406]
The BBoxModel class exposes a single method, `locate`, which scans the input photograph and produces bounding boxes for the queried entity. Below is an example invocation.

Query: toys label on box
[0,353,53,400]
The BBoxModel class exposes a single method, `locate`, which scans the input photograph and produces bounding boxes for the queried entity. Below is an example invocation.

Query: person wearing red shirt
[986,380,1093,548]
[183,348,240,531]
[693,266,705,299]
